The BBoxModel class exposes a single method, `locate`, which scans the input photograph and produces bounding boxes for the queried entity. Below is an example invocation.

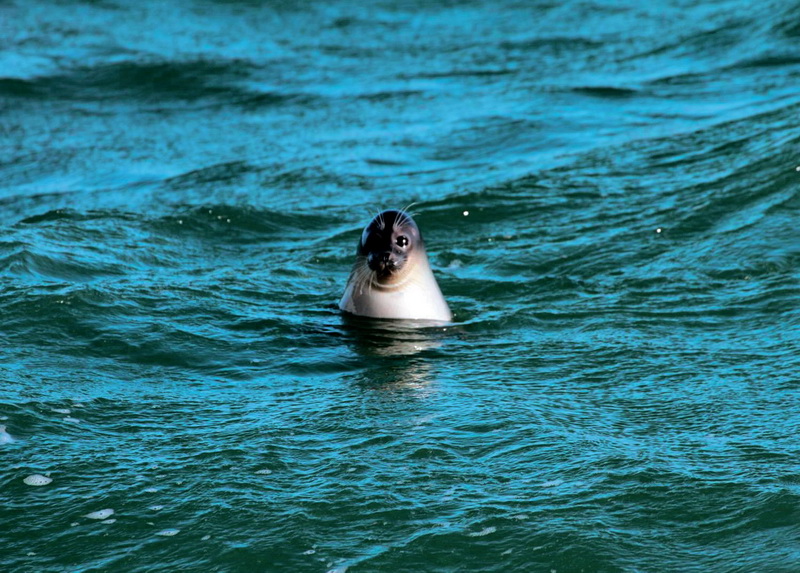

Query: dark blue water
[2,1,800,571]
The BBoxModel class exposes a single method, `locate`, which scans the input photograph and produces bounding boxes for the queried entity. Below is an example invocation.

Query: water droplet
[86,509,114,520]
[24,474,52,486]
[656,228,662,233]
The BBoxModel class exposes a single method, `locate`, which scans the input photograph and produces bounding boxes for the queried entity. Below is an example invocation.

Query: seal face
[358,210,419,285]
[339,210,452,322]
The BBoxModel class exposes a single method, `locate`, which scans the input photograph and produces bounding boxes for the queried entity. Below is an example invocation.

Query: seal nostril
[381,252,391,263]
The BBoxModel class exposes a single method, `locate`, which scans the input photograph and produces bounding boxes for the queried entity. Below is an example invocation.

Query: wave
[0,58,314,110]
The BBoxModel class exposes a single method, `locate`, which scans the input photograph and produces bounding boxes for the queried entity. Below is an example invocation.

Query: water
[2,0,799,571]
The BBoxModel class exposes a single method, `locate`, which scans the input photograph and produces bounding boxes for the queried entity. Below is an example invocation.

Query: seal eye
[396,236,409,248]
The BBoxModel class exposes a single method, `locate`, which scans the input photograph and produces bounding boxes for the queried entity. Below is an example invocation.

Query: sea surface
[2,1,799,571]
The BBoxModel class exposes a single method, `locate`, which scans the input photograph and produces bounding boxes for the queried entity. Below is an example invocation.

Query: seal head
[359,210,420,284]
[339,210,452,322]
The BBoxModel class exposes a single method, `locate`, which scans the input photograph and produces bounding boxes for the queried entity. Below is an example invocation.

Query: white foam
[52,408,71,414]
[101,519,116,524]
[86,509,114,520]
[23,474,52,486]
[0,425,14,444]
[541,479,564,488]
[255,469,272,475]
[63,417,81,424]
[468,526,496,537]
[156,529,180,537]
[201,535,211,541]
[149,505,164,511]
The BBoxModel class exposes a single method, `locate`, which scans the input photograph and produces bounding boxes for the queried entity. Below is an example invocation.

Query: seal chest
[339,210,452,322]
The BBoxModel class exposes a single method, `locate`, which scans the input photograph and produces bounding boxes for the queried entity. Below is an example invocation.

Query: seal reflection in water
[339,209,452,322]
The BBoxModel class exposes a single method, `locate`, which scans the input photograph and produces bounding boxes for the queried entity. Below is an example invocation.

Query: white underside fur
[339,253,452,322]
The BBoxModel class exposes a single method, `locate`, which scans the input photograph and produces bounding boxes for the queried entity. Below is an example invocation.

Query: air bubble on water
[468,526,496,537]
[101,519,116,524]
[303,549,316,555]
[86,509,114,520]
[24,474,52,486]
[255,469,272,475]
[150,505,164,511]
[656,228,662,233]
[463,210,469,216]
[157,529,180,537]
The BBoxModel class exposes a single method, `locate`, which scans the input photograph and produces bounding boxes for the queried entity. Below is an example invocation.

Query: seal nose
[367,252,393,273]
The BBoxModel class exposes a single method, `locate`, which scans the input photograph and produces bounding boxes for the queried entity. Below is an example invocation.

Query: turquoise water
[2,1,800,571]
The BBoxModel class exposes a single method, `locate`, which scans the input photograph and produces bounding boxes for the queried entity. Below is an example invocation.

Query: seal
[339,209,452,322]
